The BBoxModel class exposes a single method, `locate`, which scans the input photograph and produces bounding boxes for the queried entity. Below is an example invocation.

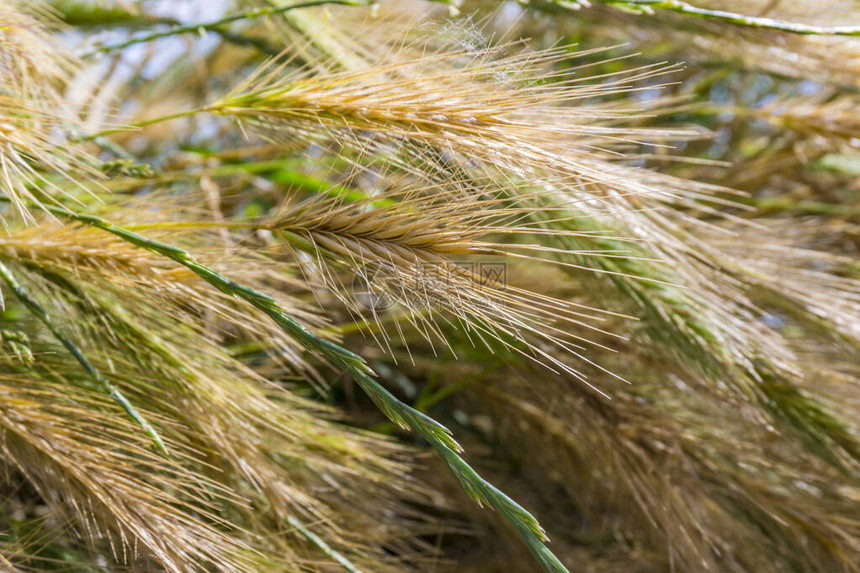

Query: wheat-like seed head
[0,1,73,96]
[0,235,442,571]
[0,377,258,572]
[264,173,637,391]
[0,3,100,224]
[0,210,335,381]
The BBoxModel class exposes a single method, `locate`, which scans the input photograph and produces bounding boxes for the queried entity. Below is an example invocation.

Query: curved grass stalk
[26,269,427,571]
[550,0,860,36]
[0,261,166,453]
[0,196,568,573]
[81,0,372,58]
[286,516,363,573]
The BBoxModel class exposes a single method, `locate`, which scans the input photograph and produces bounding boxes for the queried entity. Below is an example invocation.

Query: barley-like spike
[0,261,166,453]
[3,196,568,573]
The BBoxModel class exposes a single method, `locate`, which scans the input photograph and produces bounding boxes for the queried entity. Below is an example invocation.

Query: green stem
[0,262,167,454]
[287,516,362,573]
[78,109,203,141]
[735,196,860,218]
[0,196,568,573]
[554,0,860,36]
[53,0,180,27]
[103,158,391,207]
[82,0,372,57]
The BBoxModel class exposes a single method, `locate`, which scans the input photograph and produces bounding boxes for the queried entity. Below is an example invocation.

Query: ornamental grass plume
[1,0,859,572]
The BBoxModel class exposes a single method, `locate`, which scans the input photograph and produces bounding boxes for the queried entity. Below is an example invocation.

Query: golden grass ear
[0,2,75,93]
[0,200,445,573]
[0,4,101,224]
[2,2,860,572]
[266,174,631,394]
[0,377,258,572]
[0,97,100,224]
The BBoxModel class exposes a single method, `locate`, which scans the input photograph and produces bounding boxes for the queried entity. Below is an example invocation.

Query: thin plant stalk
[81,0,372,58]
[0,196,569,573]
[0,261,166,453]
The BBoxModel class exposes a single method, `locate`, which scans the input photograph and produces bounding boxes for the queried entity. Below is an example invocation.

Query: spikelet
[0,2,99,223]
[196,12,857,469]
[203,22,716,378]
[0,211,327,378]
[0,210,443,572]
[209,40,698,195]
[265,172,631,390]
[0,1,72,96]
[0,377,259,572]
